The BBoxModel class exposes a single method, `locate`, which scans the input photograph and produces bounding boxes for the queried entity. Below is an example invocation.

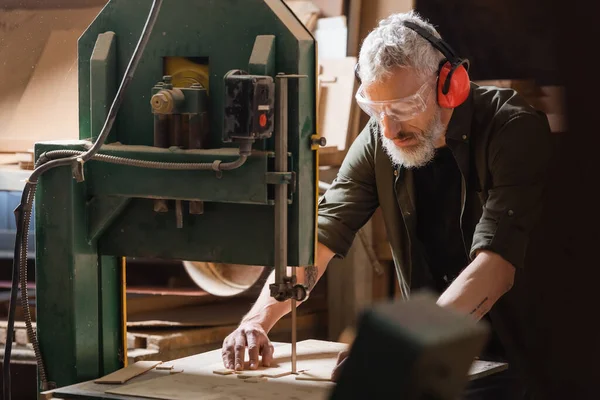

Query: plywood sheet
[107,340,345,400]
[1,29,80,152]
[108,372,333,400]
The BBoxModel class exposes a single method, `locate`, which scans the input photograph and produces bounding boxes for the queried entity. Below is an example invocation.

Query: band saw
[4,0,323,394]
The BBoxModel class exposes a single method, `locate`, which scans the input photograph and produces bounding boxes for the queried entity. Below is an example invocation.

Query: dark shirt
[413,145,468,293]
[318,83,557,398]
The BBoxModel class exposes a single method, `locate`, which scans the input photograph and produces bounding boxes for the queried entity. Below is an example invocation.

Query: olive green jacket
[317,83,555,298]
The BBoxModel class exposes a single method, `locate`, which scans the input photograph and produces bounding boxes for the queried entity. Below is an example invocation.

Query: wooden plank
[468,360,508,381]
[317,57,358,155]
[127,312,323,353]
[346,0,363,57]
[127,292,325,328]
[94,360,162,384]
[126,293,214,316]
[1,29,81,153]
[0,321,35,345]
[327,227,374,341]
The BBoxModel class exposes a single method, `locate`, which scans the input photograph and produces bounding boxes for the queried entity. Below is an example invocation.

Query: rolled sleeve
[318,122,380,258]
[470,112,555,268]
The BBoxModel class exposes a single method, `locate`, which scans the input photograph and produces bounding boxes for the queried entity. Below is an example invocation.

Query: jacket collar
[444,85,474,184]
[445,84,474,142]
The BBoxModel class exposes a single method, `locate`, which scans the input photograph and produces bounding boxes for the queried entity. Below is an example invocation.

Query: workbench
[45,340,508,400]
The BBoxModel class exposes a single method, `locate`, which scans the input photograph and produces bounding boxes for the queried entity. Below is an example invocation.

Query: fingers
[331,357,346,382]
[331,350,349,382]
[261,341,275,367]
[234,333,247,371]
[221,324,272,372]
[221,337,235,370]
[246,331,260,370]
[336,350,349,365]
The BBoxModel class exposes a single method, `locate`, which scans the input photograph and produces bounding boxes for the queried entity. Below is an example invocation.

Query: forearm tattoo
[305,265,318,292]
[469,297,489,318]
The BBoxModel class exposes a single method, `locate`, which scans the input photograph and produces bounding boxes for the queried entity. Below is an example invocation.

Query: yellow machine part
[164,57,210,91]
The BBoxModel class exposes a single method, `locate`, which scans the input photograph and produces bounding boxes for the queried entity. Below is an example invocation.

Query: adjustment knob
[311,135,327,148]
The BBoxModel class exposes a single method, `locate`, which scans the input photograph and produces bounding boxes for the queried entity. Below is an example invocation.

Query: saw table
[43,340,508,400]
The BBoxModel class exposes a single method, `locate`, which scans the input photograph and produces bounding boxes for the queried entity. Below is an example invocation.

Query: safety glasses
[355,80,434,122]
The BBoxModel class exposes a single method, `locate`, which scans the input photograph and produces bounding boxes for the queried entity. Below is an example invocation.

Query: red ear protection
[402,21,471,109]
[437,60,471,108]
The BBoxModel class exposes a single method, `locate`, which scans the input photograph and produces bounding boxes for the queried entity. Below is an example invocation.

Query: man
[222,11,556,399]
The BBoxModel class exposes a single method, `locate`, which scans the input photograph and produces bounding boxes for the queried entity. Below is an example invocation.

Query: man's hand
[221,322,274,371]
[331,350,349,381]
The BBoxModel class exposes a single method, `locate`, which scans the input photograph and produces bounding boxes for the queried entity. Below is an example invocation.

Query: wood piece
[295,370,333,381]
[213,368,235,376]
[468,360,508,380]
[156,362,174,370]
[2,29,81,153]
[243,376,268,383]
[94,361,162,384]
[235,369,293,379]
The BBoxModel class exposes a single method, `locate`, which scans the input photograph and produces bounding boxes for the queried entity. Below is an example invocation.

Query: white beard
[380,108,446,169]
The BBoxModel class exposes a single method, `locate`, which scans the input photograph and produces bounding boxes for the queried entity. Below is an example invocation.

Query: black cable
[2,185,30,400]
[2,0,164,398]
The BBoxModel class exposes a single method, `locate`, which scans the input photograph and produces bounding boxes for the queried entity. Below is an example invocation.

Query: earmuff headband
[402,21,469,95]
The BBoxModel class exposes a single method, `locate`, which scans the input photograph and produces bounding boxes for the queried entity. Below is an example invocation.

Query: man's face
[361,67,447,168]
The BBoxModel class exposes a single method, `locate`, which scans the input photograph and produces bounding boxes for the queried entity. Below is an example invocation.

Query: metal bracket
[265,171,293,185]
[265,171,296,196]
